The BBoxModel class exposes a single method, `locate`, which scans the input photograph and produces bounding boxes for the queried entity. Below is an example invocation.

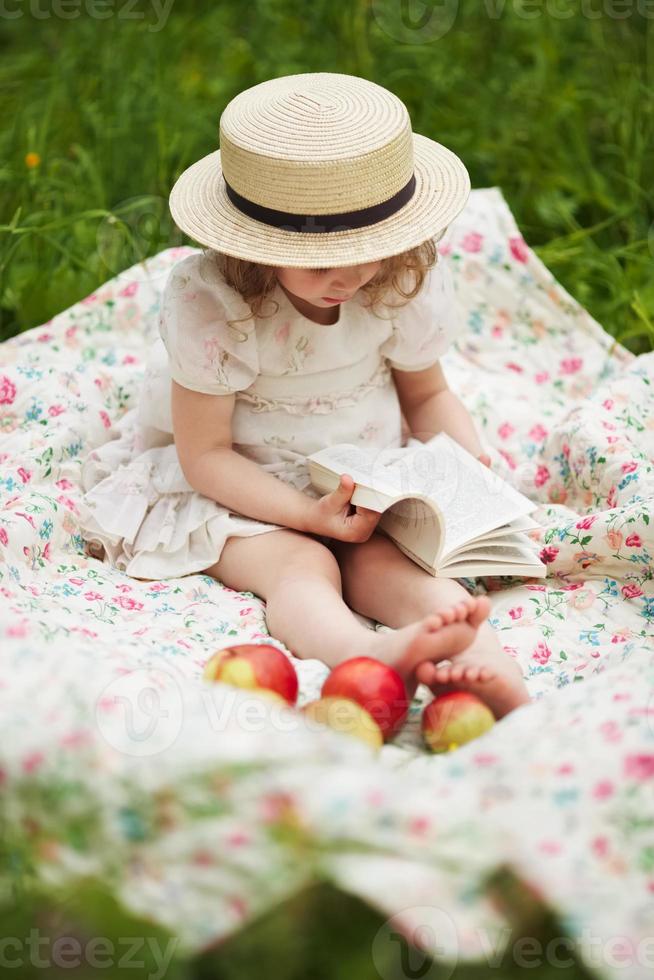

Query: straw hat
[169,71,471,269]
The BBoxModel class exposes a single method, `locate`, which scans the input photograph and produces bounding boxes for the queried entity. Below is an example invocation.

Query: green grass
[1,1,653,351]
[3,866,595,979]
[0,4,649,974]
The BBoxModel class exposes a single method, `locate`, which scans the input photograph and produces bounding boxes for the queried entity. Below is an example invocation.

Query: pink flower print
[560,358,582,375]
[497,422,514,440]
[509,236,529,263]
[569,589,595,610]
[17,468,31,484]
[116,595,144,611]
[610,630,629,644]
[437,242,452,256]
[625,534,642,547]
[534,465,550,487]
[606,485,617,508]
[461,232,484,252]
[22,752,45,773]
[239,607,254,617]
[591,836,610,858]
[621,461,638,474]
[274,321,291,345]
[37,332,53,343]
[528,424,548,441]
[539,545,558,564]
[100,411,112,429]
[7,620,28,638]
[601,419,616,431]
[508,606,523,620]
[48,404,65,417]
[84,591,104,601]
[506,362,524,373]
[592,780,614,800]
[606,529,623,549]
[502,645,519,657]
[0,528,7,546]
[532,641,551,664]
[622,583,643,599]
[572,550,598,570]
[534,371,550,384]
[602,398,614,410]
[119,281,139,298]
[491,325,503,339]
[599,720,621,742]
[562,443,570,459]
[498,449,516,470]
[0,376,16,406]
[576,515,597,530]
[81,293,99,305]
[123,355,138,365]
[55,479,74,490]
[561,583,583,591]
[624,754,654,780]
[538,840,561,855]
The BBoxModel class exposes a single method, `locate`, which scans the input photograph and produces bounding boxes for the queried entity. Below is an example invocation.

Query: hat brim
[168,133,470,268]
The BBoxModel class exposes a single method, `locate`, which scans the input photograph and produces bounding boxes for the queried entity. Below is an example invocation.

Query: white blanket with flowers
[1,186,653,978]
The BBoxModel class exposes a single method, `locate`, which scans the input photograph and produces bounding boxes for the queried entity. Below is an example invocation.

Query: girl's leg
[201,528,489,682]
[331,531,531,718]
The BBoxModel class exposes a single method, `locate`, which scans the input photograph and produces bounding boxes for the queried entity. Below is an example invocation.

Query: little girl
[77,72,530,719]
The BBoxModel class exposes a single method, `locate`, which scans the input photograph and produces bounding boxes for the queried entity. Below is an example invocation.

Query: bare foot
[414,642,531,720]
[365,596,489,684]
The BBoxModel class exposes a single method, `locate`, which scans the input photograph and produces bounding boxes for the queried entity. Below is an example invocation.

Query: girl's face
[275,261,382,317]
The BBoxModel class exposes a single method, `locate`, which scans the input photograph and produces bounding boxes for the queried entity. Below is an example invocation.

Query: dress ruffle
[76,409,288,580]
[239,360,392,414]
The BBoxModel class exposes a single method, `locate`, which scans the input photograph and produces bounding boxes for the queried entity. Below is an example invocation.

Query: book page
[382,434,537,557]
[441,540,540,568]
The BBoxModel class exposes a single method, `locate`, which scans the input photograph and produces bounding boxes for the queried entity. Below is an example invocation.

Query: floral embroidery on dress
[282,335,316,374]
[239,361,392,415]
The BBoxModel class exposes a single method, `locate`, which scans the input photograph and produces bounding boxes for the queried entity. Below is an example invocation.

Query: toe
[469,595,492,626]
[415,661,438,686]
[456,601,470,620]
[424,613,443,631]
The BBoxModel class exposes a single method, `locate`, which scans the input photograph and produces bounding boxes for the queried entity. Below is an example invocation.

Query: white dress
[76,248,460,580]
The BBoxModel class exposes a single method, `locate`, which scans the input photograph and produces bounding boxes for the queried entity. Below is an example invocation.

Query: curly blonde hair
[203,230,446,334]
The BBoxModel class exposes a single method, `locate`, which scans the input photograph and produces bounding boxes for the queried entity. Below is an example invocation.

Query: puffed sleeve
[158,251,259,395]
[379,253,460,371]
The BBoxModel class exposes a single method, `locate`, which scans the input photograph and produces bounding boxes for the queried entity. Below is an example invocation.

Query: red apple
[422,691,495,753]
[321,657,409,739]
[302,696,384,749]
[203,644,298,705]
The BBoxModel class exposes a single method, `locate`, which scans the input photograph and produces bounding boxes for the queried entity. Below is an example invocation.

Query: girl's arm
[186,447,314,532]
[393,362,488,463]
[403,389,486,460]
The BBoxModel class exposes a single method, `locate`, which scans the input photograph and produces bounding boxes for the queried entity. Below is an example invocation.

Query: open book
[306,432,547,579]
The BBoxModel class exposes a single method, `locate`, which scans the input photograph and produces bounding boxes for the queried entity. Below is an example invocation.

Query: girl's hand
[477,452,492,469]
[308,473,382,543]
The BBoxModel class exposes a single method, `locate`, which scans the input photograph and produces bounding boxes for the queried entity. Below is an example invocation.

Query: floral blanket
[1,187,653,979]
